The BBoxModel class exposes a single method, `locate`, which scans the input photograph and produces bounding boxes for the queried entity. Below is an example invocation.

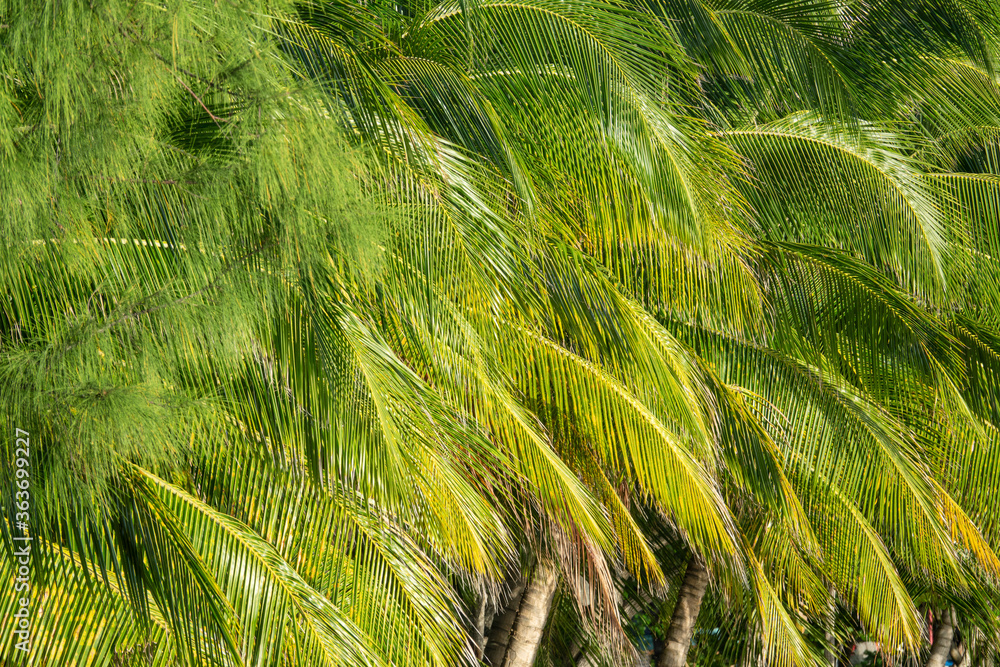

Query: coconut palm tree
[5,1,1000,667]
[0,0,749,663]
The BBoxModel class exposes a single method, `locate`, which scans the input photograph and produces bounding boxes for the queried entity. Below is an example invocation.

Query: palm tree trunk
[926,608,955,667]
[473,591,488,659]
[824,586,838,667]
[485,576,528,665]
[499,561,560,667]
[657,557,709,667]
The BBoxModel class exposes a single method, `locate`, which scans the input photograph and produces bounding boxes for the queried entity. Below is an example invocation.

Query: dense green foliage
[4,0,1000,665]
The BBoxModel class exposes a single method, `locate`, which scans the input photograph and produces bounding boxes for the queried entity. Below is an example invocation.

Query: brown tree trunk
[657,557,709,667]
[485,576,528,665]
[499,561,560,667]
[926,608,955,667]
